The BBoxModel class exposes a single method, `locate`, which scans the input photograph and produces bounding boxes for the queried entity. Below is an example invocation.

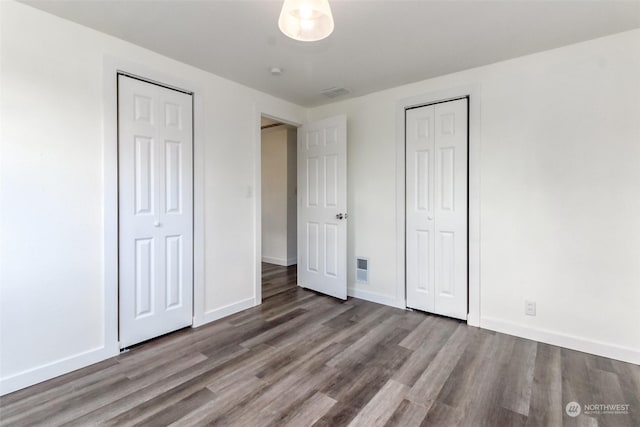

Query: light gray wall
[2,0,638,396]
[308,29,640,363]
[261,127,289,264]
[286,128,298,264]
[0,1,305,394]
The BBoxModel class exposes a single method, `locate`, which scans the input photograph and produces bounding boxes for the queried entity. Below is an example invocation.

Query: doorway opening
[260,116,298,301]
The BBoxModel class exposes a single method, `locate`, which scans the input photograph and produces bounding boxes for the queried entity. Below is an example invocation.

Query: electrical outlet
[525,300,536,316]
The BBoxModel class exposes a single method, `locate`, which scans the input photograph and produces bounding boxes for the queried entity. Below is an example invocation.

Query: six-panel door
[406,98,468,320]
[297,115,347,300]
[118,75,193,348]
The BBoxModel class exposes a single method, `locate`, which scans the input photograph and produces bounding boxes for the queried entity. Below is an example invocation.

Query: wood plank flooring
[1,263,638,426]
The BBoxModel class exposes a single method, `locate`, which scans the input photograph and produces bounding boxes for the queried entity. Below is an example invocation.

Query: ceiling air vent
[321,87,350,99]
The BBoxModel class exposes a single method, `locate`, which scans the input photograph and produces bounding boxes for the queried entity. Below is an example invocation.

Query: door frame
[253,105,303,304]
[396,85,481,326]
[103,57,206,352]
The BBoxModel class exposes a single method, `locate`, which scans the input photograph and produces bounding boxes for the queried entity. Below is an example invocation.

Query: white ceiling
[21,0,640,107]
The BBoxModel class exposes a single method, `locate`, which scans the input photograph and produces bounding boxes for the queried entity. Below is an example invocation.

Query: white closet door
[118,75,193,348]
[406,106,436,313]
[406,98,468,320]
[298,115,347,300]
[433,100,468,318]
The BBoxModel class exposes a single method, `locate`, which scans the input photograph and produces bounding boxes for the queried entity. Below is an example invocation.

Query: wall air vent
[321,87,351,99]
[356,257,369,284]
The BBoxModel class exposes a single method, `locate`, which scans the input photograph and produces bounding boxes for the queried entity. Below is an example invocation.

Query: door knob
[336,213,344,220]
[428,215,433,220]
[153,221,161,227]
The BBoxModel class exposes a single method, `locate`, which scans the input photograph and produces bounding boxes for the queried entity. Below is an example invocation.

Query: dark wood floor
[1,263,638,426]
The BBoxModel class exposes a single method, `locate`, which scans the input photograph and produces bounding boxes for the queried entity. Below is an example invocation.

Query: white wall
[261,126,297,266]
[0,1,305,394]
[308,29,640,363]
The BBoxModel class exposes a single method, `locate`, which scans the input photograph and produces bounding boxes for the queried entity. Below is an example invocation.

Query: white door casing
[406,98,468,319]
[297,115,347,300]
[118,75,194,348]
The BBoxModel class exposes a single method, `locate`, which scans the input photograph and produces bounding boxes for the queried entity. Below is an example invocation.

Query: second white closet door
[406,98,468,320]
[119,75,194,348]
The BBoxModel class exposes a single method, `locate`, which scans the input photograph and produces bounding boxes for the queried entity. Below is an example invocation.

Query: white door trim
[396,85,481,326]
[253,105,303,306]
[103,56,207,344]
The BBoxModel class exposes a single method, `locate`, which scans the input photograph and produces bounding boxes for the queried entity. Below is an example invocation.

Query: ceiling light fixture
[278,0,334,42]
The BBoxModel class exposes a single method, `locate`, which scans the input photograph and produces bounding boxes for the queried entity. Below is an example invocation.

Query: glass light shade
[278,0,334,42]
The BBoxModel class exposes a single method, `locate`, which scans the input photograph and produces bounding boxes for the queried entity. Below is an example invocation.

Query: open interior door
[297,115,347,299]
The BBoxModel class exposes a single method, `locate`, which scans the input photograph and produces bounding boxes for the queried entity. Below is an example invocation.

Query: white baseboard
[262,256,296,267]
[347,287,406,309]
[0,344,119,396]
[193,297,257,327]
[481,317,640,365]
